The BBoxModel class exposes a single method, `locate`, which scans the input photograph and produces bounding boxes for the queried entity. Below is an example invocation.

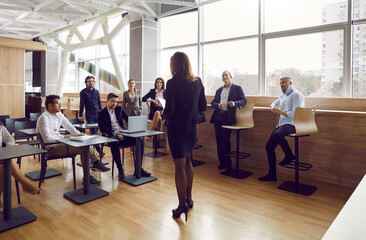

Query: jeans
[265,124,295,176]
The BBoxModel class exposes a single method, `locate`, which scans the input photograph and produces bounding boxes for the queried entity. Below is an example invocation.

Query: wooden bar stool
[278,106,318,196]
[221,103,254,179]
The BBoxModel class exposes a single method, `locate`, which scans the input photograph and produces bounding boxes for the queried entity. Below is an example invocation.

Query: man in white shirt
[36,95,110,185]
[258,76,305,182]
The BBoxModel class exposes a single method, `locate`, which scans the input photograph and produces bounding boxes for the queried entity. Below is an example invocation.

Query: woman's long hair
[170,52,196,82]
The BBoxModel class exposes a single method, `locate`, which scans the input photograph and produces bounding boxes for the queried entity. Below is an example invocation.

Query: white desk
[322,174,366,240]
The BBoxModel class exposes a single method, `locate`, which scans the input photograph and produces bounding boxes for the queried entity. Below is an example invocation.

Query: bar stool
[278,106,318,196]
[221,103,254,179]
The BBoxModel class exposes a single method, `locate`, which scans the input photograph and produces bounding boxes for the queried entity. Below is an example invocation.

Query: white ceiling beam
[6,29,33,37]
[108,14,130,40]
[38,8,90,16]
[37,13,68,24]
[5,27,45,32]
[18,19,60,25]
[138,2,157,18]
[0,5,30,11]
[67,0,110,11]
[54,36,67,49]
[93,0,117,6]
[15,12,32,22]
[0,14,15,22]
[1,0,32,11]
[63,0,93,15]
[73,27,86,42]
[69,38,103,51]
[0,33,29,39]
[34,0,58,12]
[86,20,101,41]
[13,0,37,8]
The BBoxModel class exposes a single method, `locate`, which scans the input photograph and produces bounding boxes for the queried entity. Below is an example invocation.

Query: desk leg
[3,160,11,220]
[83,146,90,194]
[63,146,109,204]
[1,160,37,232]
[135,137,142,179]
[122,136,157,186]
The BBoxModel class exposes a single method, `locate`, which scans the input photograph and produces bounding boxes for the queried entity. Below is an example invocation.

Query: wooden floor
[1,147,355,240]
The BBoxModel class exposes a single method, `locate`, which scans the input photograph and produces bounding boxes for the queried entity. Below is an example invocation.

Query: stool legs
[220,129,253,179]
[278,136,317,196]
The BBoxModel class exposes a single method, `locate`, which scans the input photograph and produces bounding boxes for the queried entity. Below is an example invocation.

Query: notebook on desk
[118,115,147,134]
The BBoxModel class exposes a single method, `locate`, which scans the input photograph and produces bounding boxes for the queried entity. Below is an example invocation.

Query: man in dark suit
[210,70,247,171]
[98,93,151,180]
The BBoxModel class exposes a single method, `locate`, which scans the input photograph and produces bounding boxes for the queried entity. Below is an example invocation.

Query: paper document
[158,98,166,109]
[69,135,97,141]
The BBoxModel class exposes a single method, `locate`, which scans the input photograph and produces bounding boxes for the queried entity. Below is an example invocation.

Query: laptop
[118,115,147,133]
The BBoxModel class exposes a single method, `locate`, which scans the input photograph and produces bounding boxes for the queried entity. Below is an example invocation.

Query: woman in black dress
[142,78,166,130]
[163,52,207,221]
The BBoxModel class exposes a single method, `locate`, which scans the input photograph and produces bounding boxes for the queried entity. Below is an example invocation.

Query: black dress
[163,76,207,159]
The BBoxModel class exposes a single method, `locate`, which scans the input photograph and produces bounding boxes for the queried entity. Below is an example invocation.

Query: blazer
[122,89,142,116]
[142,89,167,120]
[163,76,207,126]
[98,106,128,137]
[210,83,247,125]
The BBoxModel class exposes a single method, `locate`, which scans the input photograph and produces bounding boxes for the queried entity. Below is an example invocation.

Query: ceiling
[0,0,198,41]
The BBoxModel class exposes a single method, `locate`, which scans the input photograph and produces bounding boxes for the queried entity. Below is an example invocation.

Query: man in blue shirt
[79,75,103,155]
[258,76,304,182]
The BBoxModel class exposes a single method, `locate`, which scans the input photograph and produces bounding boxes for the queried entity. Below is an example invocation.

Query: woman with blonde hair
[163,52,207,221]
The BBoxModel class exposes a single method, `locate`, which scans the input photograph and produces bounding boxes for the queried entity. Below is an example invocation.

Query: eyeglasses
[53,102,61,106]
[87,80,95,83]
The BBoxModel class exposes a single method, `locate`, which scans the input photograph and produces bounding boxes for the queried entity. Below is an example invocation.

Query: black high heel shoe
[186,196,194,209]
[172,204,189,221]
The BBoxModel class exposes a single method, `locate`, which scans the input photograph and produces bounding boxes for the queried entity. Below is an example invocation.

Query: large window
[203,0,258,41]
[160,11,198,48]
[266,31,344,97]
[203,39,259,95]
[264,0,347,33]
[158,0,366,98]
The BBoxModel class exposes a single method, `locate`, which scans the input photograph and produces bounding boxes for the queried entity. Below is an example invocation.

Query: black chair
[37,133,77,190]
[5,117,27,135]
[14,121,41,160]
[68,118,83,124]
[29,112,42,121]
[99,134,135,177]
[0,115,10,125]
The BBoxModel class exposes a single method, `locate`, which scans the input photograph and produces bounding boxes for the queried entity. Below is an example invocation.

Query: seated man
[36,95,110,186]
[258,76,304,181]
[98,93,151,180]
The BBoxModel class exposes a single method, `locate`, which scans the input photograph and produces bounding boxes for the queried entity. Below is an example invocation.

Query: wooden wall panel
[0,46,24,117]
[194,107,366,187]
[0,85,24,117]
[0,47,24,84]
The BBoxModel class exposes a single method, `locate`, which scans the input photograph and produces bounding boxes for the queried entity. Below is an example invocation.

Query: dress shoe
[23,187,42,195]
[118,168,125,180]
[258,174,277,182]
[83,176,101,186]
[133,168,151,177]
[141,168,151,177]
[92,161,110,172]
[172,204,189,221]
[279,156,295,166]
[218,164,225,170]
